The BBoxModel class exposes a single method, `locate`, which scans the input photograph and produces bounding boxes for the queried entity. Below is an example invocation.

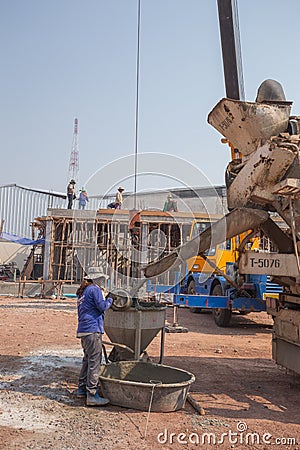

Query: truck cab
[184,220,266,326]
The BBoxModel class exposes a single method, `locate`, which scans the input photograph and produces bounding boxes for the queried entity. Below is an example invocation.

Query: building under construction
[0,183,227,292]
[26,208,215,290]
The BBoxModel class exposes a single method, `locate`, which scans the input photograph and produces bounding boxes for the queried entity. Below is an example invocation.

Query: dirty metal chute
[143,208,269,278]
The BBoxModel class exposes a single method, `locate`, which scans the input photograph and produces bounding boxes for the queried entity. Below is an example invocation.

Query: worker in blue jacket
[76,275,113,406]
[78,188,89,210]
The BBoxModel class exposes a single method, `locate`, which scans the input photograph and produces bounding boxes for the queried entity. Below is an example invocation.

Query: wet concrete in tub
[101,361,193,384]
[100,361,195,412]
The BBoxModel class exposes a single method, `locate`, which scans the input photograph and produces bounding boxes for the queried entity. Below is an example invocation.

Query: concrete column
[141,223,148,265]
[43,219,53,280]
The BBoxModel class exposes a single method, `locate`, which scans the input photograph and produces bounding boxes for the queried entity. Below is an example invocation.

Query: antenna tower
[68,118,79,182]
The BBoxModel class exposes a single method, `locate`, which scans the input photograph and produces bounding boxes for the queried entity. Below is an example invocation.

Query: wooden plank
[187,393,205,415]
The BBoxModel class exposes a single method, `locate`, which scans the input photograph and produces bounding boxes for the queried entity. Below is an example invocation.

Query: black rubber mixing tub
[99,361,195,412]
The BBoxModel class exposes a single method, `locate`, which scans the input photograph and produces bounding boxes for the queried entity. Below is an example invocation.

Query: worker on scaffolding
[107,186,124,209]
[67,179,76,209]
[163,194,178,212]
[76,274,113,406]
[78,188,89,210]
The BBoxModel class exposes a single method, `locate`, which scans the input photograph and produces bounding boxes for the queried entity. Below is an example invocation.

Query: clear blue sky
[1,0,300,195]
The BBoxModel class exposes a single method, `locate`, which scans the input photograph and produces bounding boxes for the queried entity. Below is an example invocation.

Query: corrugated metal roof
[0,184,66,198]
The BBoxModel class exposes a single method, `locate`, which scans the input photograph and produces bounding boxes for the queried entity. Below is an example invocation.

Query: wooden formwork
[32,208,212,289]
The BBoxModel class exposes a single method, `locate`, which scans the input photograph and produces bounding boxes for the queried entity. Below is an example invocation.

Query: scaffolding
[31,208,213,289]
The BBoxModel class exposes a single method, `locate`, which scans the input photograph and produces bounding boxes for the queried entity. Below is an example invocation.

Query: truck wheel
[188,280,202,314]
[212,284,232,327]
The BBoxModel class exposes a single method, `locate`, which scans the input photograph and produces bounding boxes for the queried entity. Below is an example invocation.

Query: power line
[134,0,141,210]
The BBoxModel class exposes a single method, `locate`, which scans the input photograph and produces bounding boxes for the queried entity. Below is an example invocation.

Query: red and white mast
[68,118,79,182]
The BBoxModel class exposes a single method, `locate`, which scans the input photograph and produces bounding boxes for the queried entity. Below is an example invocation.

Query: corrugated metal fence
[0,184,66,238]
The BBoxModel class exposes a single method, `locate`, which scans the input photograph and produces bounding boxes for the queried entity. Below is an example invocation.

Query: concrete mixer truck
[144,1,300,375]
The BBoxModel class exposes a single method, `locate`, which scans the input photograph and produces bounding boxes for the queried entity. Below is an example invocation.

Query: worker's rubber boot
[86,391,110,407]
[77,386,87,398]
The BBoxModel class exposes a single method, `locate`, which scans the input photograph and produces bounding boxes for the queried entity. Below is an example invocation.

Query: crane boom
[217,0,245,100]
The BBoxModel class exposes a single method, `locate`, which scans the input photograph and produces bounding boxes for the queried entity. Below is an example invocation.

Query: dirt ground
[0,296,299,450]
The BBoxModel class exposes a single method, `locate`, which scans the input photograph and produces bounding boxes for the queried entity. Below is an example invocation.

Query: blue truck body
[146,271,282,326]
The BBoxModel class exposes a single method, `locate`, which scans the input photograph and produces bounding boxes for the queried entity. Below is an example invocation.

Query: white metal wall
[0,184,66,238]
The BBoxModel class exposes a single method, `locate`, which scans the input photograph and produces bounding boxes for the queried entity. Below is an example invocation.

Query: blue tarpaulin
[1,232,45,246]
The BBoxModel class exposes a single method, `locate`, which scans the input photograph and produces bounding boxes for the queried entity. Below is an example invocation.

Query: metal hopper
[104,305,166,361]
[208,98,292,156]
